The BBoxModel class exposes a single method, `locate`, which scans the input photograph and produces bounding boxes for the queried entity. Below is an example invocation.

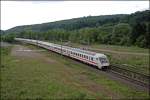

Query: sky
[1,1,149,30]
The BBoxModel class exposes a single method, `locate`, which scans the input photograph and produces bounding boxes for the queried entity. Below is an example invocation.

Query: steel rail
[108,64,150,88]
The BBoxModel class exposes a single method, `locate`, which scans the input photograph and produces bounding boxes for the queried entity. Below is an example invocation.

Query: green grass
[1,44,149,99]
[104,52,149,75]
[1,46,94,99]
[91,44,149,54]
[50,41,149,54]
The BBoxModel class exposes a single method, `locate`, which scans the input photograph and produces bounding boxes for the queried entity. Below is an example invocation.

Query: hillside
[2,10,150,48]
[0,30,5,34]
[4,14,127,33]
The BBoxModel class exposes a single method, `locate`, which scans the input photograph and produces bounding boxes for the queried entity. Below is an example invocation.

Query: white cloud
[1,1,149,30]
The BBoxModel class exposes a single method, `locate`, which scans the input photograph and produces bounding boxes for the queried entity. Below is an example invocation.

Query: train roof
[71,48,96,56]
[38,40,96,56]
[15,38,105,57]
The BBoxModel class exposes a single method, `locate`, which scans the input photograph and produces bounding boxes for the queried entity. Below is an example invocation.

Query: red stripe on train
[40,46,97,65]
[50,48,97,65]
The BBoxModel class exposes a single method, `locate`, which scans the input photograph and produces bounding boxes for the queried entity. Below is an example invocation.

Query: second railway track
[107,64,150,88]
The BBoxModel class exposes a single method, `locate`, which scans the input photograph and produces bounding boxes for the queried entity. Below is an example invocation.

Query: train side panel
[15,38,109,69]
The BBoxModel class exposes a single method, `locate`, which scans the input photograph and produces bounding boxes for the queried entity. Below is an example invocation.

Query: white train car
[15,38,110,69]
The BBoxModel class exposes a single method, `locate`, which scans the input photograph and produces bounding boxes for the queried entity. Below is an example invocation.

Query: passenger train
[15,38,110,70]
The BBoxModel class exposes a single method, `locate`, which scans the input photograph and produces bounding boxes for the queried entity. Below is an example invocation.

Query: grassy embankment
[1,44,149,99]
[91,44,149,75]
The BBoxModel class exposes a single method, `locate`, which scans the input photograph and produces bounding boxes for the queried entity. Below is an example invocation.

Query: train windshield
[99,57,108,64]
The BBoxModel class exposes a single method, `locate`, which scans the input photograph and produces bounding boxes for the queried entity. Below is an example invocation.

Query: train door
[96,58,102,69]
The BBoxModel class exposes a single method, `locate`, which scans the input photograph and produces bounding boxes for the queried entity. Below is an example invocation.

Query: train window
[80,54,81,57]
[91,57,93,61]
[86,56,88,59]
[99,58,108,63]
[84,55,86,58]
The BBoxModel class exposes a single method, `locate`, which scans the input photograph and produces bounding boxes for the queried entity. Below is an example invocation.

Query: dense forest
[1,10,150,48]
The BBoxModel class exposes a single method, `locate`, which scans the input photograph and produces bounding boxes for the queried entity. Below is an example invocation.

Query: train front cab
[95,54,110,70]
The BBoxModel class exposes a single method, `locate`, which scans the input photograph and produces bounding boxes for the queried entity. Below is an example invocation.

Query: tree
[130,22,146,44]
[3,33,15,43]
[111,23,131,45]
[135,35,146,48]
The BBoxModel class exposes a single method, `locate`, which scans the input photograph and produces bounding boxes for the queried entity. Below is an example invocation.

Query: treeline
[4,14,126,34]
[1,10,150,48]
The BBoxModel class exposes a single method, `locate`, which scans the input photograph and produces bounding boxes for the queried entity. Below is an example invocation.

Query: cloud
[1,1,149,30]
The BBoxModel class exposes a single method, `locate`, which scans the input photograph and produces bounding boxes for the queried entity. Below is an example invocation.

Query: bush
[135,35,146,48]
[2,34,15,43]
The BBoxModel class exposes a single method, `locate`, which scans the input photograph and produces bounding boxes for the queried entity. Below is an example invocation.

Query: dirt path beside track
[11,45,56,63]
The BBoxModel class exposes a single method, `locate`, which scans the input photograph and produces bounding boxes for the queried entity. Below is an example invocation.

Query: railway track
[108,64,150,88]
[18,40,149,89]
